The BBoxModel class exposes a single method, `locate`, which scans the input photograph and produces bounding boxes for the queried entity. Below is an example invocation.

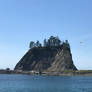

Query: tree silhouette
[47,36,61,47]
[36,40,41,47]
[29,36,70,49]
[44,39,47,47]
[29,41,35,49]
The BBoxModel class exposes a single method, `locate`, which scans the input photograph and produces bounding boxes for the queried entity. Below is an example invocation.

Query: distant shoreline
[1,70,92,76]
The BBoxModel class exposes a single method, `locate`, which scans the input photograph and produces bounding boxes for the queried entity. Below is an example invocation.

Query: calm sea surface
[0,74,92,92]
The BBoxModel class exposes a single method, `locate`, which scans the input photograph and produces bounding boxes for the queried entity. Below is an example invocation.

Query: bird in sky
[80,42,84,44]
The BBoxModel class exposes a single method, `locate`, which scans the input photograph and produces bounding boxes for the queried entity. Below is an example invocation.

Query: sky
[0,0,92,70]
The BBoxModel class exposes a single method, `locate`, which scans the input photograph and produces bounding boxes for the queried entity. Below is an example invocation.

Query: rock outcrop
[15,45,77,72]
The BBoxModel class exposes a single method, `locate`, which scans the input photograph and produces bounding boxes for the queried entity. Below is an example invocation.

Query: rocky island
[14,36,77,74]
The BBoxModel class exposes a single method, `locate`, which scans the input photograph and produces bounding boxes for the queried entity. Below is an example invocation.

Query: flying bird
[80,42,84,44]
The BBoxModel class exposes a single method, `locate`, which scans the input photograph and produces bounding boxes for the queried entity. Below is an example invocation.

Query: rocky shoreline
[1,70,92,76]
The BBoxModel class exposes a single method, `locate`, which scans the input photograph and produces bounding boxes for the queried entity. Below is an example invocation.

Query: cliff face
[14,46,77,72]
[47,49,77,72]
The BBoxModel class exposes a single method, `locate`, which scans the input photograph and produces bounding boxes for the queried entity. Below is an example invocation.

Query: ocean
[0,74,92,92]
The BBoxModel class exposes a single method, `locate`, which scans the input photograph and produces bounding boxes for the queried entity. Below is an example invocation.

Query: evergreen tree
[47,36,61,47]
[65,40,70,49]
[29,41,35,49]
[44,39,47,47]
[36,40,40,47]
[48,36,55,46]
[62,40,70,50]
[29,36,70,49]
[39,43,42,47]
[55,36,61,46]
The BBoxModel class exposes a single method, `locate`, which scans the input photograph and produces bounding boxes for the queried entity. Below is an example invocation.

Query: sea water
[0,74,92,92]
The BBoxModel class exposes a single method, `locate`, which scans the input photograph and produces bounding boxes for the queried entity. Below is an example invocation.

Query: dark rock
[14,46,77,72]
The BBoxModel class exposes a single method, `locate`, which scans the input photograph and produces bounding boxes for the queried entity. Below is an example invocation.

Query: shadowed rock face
[14,46,77,72]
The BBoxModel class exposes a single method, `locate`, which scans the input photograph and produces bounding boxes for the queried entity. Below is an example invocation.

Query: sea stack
[14,36,77,72]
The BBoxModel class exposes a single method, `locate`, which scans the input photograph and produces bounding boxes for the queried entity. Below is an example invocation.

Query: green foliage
[44,39,47,47]
[29,41,42,49]
[6,68,10,71]
[29,41,35,49]
[44,36,61,47]
[35,40,42,47]
[29,36,70,50]
[62,40,70,50]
